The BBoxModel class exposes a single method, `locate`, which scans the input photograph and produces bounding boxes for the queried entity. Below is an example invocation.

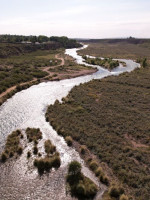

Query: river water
[0,45,140,200]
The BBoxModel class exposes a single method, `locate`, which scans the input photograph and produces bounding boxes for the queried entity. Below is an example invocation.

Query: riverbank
[46,64,150,199]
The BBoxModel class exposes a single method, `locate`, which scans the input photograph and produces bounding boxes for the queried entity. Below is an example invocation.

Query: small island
[82,55,126,70]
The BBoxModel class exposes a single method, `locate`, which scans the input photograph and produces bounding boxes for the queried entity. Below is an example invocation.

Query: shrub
[95,167,102,176]
[120,194,129,200]
[67,161,98,198]
[100,174,109,185]
[2,130,23,159]
[109,186,124,198]
[26,128,42,142]
[80,145,87,154]
[34,159,38,167]
[86,183,98,197]
[1,152,7,162]
[65,136,73,146]
[34,140,38,145]
[89,160,98,172]
[44,140,56,154]
[38,153,41,157]
[76,183,86,196]
[33,146,38,155]
[68,160,81,176]
[27,151,31,158]
[52,156,61,168]
[34,154,61,174]
[9,152,14,158]
[37,159,45,174]
[17,146,23,155]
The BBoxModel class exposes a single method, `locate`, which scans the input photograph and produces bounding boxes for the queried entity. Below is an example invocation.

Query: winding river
[0,45,140,200]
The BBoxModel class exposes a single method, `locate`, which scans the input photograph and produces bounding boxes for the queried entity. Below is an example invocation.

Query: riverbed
[0,45,140,200]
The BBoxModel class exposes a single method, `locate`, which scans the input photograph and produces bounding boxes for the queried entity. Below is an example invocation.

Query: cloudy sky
[0,0,150,38]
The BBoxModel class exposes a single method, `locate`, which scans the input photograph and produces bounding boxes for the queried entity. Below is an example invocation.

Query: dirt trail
[0,53,96,102]
[55,54,65,66]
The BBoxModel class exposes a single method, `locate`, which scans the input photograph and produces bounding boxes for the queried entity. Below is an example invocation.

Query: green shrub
[95,167,102,176]
[109,186,124,198]
[34,154,61,174]
[89,160,98,172]
[76,183,86,196]
[100,174,109,185]
[52,156,61,168]
[26,128,42,142]
[44,140,56,154]
[33,146,38,155]
[86,183,98,197]
[67,161,98,198]
[65,136,73,146]
[80,145,87,154]
[68,160,81,176]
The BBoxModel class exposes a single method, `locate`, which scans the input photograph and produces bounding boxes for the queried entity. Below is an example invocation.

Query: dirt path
[0,54,65,100]
[55,54,65,66]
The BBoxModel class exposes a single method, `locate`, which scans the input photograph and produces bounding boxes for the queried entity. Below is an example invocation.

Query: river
[0,45,140,200]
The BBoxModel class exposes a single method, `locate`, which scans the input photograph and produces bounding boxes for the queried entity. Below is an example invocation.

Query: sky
[0,0,150,38]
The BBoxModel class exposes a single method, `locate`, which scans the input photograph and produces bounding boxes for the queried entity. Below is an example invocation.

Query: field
[46,42,150,199]
[78,40,150,62]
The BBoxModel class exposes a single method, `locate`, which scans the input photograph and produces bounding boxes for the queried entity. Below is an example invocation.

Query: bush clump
[89,160,98,172]
[66,160,98,199]
[80,145,87,154]
[33,145,38,155]
[44,140,56,155]
[26,128,42,142]
[65,136,73,146]
[109,185,124,198]
[95,167,102,176]
[0,130,23,161]
[34,153,61,174]
[100,174,109,185]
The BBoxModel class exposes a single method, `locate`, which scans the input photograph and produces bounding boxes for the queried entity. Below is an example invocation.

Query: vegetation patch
[46,64,150,199]
[34,152,61,174]
[26,128,42,142]
[66,161,98,199]
[65,136,73,146]
[83,56,120,70]
[0,130,23,162]
[44,139,56,155]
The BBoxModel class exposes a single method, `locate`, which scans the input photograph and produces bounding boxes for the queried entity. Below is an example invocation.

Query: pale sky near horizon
[0,0,150,38]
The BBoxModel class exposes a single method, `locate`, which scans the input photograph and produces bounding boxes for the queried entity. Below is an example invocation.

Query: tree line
[0,34,79,46]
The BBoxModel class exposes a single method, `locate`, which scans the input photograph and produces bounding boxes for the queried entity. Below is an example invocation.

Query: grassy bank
[78,40,150,62]
[46,64,150,199]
